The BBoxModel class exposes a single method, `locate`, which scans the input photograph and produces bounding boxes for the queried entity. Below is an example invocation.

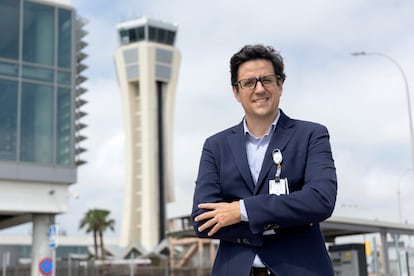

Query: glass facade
[119,25,176,46]
[20,82,54,163]
[0,0,20,60]
[58,8,72,69]
[0,0,76,167]
[23,1,55,66]
[0,79,18,161]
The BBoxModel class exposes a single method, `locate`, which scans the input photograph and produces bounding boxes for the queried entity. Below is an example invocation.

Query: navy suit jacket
[191,110,337,276]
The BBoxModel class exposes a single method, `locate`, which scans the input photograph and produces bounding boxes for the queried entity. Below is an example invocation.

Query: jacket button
[242,238,251,244]
[264,224,279,230]
[264,224,272,230]
[237,237,251,244]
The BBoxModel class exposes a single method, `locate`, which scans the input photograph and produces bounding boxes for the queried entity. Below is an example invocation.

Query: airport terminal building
[0,0,87,274]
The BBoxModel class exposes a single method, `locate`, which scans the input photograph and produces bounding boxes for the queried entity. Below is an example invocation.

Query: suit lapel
[254,111,295,194]
[228,122,255,193]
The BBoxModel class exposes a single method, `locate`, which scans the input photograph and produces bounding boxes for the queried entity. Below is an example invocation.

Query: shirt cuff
[239,199,248,221]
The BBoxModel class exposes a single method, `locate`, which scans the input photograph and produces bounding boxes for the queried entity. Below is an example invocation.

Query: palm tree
[79,209,115,259]
[95,209,115,259]
[79,209,99,258]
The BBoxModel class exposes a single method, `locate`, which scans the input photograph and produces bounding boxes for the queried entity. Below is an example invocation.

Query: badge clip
[272,149,283,180]
[269,148,289,195]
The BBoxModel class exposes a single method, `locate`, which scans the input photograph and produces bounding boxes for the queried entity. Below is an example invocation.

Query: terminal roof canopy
[167,215,414,242]
[322,216,414,242]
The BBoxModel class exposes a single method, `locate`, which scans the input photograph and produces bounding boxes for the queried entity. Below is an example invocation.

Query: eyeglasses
[233,75,280,90]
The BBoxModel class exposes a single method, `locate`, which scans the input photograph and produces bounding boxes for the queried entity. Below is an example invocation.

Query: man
[191,44,337,276]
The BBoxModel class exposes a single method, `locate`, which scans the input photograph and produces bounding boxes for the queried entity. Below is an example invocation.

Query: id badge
[269,178,289,195]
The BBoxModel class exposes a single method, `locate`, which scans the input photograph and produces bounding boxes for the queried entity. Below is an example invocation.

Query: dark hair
[230,44,286,87]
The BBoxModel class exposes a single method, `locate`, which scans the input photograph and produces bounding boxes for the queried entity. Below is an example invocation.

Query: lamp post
[351,51,414,170]
[352,51,412,276]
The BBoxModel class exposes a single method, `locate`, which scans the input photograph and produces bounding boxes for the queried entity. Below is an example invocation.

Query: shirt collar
[243,110,281,139]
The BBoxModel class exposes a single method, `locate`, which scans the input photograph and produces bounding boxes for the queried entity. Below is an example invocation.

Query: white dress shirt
[239,111,280,267]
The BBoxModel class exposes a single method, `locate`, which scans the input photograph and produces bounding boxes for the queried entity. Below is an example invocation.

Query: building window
[23,1,55,66]
[166,31,175,45]
[119,30,129,44]
[0,0,20,60]
[148,26,175,45]
[158,28,166,44]
[20,82,54,163]
[126,27,146,44]
[148,26,157,42]
[0,60,19,77]
[57,70,71,86]
[58,8,72,69]
[57,87,72,165]
[136,27,145,41]
[128,28,137,43]
[0,79,18,161]
[119,26,174,45]
[22,64,54,82]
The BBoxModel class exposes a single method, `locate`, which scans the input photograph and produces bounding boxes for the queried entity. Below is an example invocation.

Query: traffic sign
[39,257,53,275]
[48,224,59,249]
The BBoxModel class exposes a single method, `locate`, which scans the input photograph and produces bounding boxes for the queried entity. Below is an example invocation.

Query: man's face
[232,59,283,122]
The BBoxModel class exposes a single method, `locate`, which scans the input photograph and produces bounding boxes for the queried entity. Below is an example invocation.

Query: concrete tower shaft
[114,17,180,251]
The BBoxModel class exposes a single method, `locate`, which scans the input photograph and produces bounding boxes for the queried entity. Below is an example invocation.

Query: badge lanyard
[269,148,289,195]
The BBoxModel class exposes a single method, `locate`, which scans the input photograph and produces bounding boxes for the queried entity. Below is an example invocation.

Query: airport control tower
[113,17,180,250]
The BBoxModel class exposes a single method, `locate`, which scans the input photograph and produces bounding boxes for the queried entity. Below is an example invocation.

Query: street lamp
[351,51,414,173]
[352,51,412,276]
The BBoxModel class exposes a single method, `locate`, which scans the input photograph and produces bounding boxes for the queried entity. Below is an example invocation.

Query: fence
[2,262,211,276]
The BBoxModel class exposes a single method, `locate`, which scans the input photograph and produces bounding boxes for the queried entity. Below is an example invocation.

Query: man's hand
[194,201,241,236]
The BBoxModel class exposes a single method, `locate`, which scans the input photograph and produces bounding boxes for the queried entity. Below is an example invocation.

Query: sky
[3,0,414,237]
